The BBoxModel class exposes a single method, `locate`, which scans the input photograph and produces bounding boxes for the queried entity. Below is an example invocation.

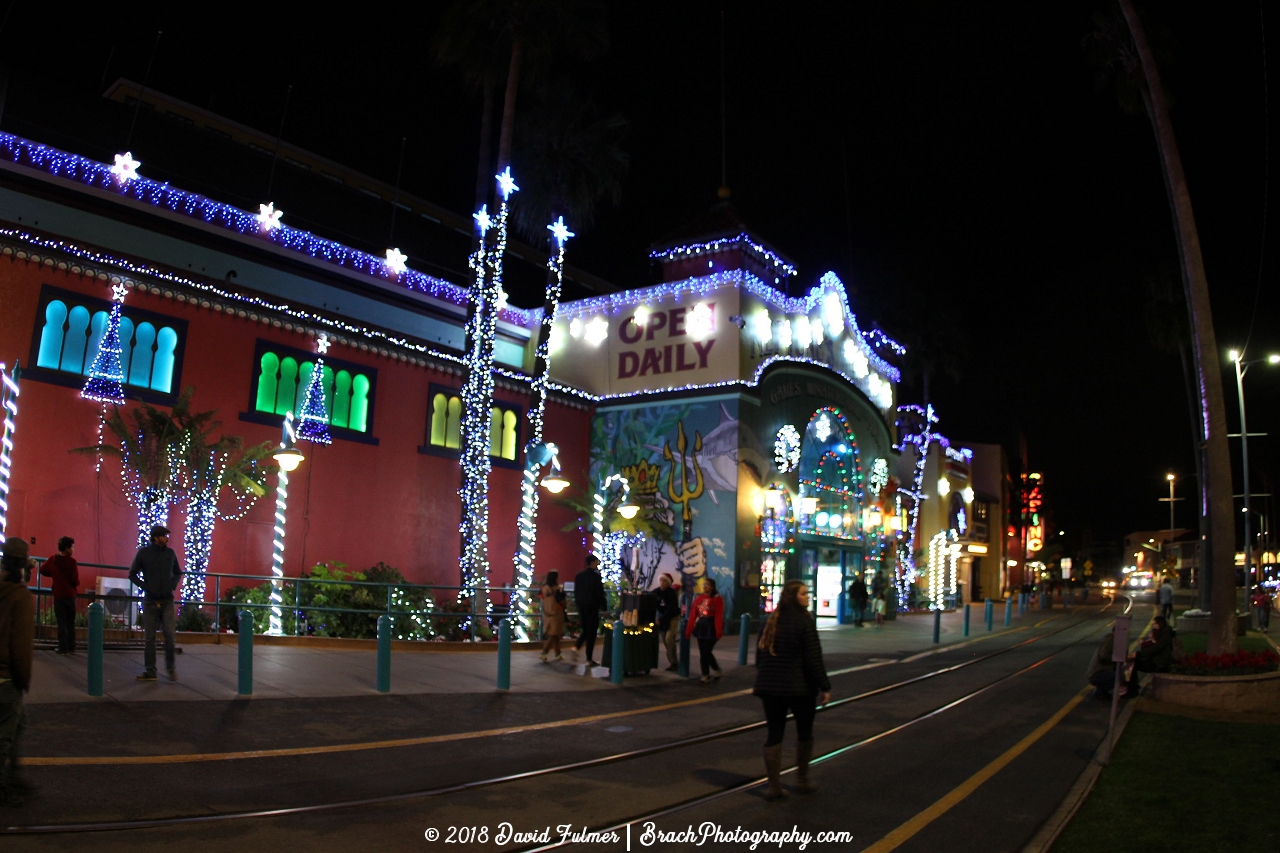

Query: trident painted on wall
[663,421,704,542]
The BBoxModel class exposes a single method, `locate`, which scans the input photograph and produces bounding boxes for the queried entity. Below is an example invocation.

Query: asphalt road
[3,602,1128,853]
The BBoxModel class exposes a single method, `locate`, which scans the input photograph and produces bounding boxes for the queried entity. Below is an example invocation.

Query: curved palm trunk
[1120,0,1236,654]
[495,37,523,178]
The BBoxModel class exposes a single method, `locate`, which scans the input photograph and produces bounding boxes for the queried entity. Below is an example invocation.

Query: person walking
[40,536,79,655]
[1157,576,1174,622]
[848,573,869,628]
[753,580,831,801]
[573,555,607,667]
[1251,586,1272,632]
[873,591,887,627]
[129,525,182,682]
[655,573,681,671]
[539,571,565,662]
[685,577,724,684]
[0,537,34,807]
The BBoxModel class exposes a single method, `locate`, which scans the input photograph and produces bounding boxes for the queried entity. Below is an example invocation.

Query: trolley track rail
[3,600,1127,836]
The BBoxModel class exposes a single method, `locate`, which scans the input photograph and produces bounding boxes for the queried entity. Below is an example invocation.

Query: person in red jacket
[39,537,79,655]
[685,577,725,684]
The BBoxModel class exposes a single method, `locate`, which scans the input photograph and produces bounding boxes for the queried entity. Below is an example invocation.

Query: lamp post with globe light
[1228,350,1279,596]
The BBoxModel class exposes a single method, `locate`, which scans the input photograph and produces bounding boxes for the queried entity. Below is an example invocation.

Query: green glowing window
[249,340,376,436]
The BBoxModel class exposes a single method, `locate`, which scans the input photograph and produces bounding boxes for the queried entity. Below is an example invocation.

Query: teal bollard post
[377,614,391,693]
[932,608,941,644]
[963,604,970,637]
[496,618,511,691]
[237,610,253,696]
[87,601,103,697]
[610,620,625,685]
[1005,597,1013,627]
[985,598,994,632]
[738,613,750,665]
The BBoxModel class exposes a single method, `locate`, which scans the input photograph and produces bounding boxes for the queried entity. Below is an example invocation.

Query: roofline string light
[510,215,574,641]
[649,232,799,278]
[0,131,535,327]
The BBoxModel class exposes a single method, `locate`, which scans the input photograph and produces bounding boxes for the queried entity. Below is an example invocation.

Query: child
[873,592,886,627]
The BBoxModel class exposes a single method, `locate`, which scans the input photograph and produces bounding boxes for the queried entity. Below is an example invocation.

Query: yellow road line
[858,688,1090,853]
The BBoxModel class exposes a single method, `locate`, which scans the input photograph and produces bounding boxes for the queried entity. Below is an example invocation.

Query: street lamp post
[270,412,305,636]
[1159,473,1183,582]
[1229,351,1279,597]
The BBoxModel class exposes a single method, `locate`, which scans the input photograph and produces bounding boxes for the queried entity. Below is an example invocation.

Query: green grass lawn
[1176,632,1275,655]
[1053,712,1280,853]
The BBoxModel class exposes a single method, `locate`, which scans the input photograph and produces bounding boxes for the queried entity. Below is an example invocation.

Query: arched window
[59,305,90,373]
[151,326,178,392]
[275,357,299,414]
[117,316,136,380]
[85,310,108,371]
[349,374,371,432]
[430,393,448,446]
[37,300,68,369]
[445,396,461,448]
[489,407,502,457]
[129,322,156,388]
[501,409,518,460]
[256,352,280,413]
[332,370,352,428]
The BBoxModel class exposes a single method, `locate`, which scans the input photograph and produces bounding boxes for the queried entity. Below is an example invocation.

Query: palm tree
[1115,0,1237,654]
[432,0,609,205]
[509,76,629,245]
[173,409,276,603]
[74,389,195,547]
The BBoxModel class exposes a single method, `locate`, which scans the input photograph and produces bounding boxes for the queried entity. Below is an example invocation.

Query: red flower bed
[1171,650,1280,677]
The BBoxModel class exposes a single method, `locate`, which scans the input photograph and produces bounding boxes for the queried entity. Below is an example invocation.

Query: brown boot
[763,744,787,801]
[795,740,817,794]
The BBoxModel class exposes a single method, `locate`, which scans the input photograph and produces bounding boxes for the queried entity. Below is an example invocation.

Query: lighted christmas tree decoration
[509,215,574,640]
[385,247,408,276]
[0,362,19,538]
[295,336,332,444]
[109,151,141,184]
[81,282,128,405]
[256,202,283,231]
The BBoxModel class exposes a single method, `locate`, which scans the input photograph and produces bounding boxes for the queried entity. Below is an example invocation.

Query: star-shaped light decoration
[584,316,609,346]
[256,202,284,231]
[495,167,519,201]
[316,335,331,354]
[495,288,509,311]
[385,247,408,275]
[547,216,574,246]
[109,152,141,184]
[111,282,128,303]
[473,204,492,236]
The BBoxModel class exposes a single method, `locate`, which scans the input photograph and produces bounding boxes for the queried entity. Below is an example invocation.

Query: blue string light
[295,338,332,445]
[80,283,128,405]
[650,232,798,277]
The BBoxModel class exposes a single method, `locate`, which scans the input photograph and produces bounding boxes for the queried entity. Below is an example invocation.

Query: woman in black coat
[753,580,831,800]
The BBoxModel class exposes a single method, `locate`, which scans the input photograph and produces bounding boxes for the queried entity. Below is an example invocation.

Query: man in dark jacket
[847,574,869,628]
[573,555,607,667]
[129,525,182,682]
[0,537,34,807]
[39,536,79,655]
[654,573,681,671]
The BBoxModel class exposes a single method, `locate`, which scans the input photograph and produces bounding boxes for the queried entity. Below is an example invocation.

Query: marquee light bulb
[775,317,792,349]
[687,302,714,339]
[752,310,773,343]
[962,486,974,504]
[633,306,650,328]
[794,315,812,349]
[584,317,609,346]
[938,477,950,497]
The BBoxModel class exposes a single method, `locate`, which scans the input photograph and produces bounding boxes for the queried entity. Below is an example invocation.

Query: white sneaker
[539,652,548,663]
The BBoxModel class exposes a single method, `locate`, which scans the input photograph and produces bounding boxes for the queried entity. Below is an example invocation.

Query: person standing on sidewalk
[0,537,34,807]
[573,555,607,667]
[1251,587,1272,632]
[753,580,831,801]
[1157,576,1174,622]
[655,573,681,671]
[39,536,79,655]
[848,573,869,628]
[873,591,887,627]
[129,525,182,682]
[685,577,724,684]
[538,571,565,662]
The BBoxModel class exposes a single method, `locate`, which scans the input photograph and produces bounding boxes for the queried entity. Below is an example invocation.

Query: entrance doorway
[799,546,864,626]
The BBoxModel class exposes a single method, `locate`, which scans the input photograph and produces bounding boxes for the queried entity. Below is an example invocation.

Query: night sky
[1,2,1276,556]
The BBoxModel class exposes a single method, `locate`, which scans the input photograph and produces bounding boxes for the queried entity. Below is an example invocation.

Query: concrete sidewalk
[26,600,1086,703]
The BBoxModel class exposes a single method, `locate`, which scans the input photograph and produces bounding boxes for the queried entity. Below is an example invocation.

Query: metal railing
[28,559,575,642]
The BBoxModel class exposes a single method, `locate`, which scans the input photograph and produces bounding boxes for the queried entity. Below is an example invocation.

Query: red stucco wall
[0,254,591,595]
